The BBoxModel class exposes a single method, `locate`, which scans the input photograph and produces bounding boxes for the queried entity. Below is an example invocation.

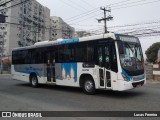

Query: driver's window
[136,47,142,61]
[125,47,130,57]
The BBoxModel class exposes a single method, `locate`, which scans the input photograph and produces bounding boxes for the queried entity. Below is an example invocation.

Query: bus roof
[12,33,116,51]
[13,33,139,51]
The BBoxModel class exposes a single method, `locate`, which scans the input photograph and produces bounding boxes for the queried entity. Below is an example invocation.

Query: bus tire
[30,74,39,88]
[82,77,96,95]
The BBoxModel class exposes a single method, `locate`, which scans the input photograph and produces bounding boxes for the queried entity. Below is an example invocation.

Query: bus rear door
[46,52,56,83]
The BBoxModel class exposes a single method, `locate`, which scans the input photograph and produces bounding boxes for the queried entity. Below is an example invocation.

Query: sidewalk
[147,79,160,84]
[0,74,11,76]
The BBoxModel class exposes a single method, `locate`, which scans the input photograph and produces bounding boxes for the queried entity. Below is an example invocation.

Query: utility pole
[97,7,113,33]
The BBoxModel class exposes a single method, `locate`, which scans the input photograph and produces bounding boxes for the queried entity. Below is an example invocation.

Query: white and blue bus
[11,33,146,94]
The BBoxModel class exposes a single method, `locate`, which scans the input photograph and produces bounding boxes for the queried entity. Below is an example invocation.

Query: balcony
[0,26,6,32]
[27,16,32,23]
[23,15,28,20]
[33,14,39,20]
[26,36,32,42]
[33,21,38,25]
[17,40,24,47]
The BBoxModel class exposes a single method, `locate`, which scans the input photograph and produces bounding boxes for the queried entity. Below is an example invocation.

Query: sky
[37,0,160,59]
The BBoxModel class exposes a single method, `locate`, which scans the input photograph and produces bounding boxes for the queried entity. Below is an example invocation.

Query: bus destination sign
[116,35,139,43]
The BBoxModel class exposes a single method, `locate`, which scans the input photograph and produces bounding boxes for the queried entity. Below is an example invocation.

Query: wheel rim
[32,77,37,86]
[85,80,94,92]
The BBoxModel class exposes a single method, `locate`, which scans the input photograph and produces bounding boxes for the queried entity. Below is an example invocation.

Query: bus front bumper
[113,79,146,91]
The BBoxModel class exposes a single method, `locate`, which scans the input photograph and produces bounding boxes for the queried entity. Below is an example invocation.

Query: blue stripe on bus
[60,38,79,45]
[122,69,145,81]
[16,70,41,77]
[122,69,132,81]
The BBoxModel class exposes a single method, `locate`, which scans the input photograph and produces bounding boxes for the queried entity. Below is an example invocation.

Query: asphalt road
[0,75,160,120]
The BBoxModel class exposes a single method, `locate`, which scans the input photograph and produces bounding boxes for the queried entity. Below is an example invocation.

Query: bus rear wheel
[30,74,38,88]
[83,78,96,95]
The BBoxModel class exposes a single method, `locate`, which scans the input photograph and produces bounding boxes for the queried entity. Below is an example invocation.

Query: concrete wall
[146,65,153,80]
[153,64,160,81]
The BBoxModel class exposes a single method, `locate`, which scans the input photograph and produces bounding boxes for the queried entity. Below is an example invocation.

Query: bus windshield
[117,36,144,76]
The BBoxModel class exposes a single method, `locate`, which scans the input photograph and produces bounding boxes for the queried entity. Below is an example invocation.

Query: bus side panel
[12,65,30,82]
[55,63,99,88]
[12,64,46,84]
[77,63,99,89]
[55,63,79,87]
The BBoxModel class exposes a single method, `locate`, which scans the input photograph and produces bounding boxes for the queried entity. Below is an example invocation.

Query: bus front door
[98,44,111,89]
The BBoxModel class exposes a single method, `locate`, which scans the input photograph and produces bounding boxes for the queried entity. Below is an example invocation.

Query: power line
[67,0,89,11]
[89,21,160,35]
[5,20,160,39]
[117,25,160,34]
[109,19,160,28]
[69,12,103,24]
[107,0,134,6]
[70,18,160,28]
[88,19,160,33]
[112,0,160,10]
[65,0,151,22]
[66,0,160,24]
[68,18,160,33]
[69,23,103,27]
[114,25,160,33]
[0,0,29,12]
[110,0,148,8]
[65,0,133,21]
[59,0,86,12]
[81,0,95,8]
[66,10,99,22]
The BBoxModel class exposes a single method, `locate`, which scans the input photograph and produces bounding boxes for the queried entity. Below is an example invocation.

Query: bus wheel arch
[29,73,39,88]
[79,74,96,95]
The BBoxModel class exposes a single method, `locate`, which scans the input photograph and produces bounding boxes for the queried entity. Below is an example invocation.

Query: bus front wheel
[83,78,96,95]
[30,74,39,88]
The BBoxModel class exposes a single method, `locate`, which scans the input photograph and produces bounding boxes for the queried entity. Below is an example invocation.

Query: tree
[145,42,160,63]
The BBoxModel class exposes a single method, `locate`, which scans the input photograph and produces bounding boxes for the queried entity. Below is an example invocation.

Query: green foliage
[145,42,160,63]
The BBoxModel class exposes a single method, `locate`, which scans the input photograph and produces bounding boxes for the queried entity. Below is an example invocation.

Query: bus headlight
[122,74,129,81]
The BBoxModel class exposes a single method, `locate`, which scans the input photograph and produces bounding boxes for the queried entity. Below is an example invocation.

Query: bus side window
[25,50,31,64]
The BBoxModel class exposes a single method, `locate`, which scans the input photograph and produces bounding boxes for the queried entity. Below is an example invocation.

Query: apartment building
[50,16,75,40]
[0,0,50,58]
